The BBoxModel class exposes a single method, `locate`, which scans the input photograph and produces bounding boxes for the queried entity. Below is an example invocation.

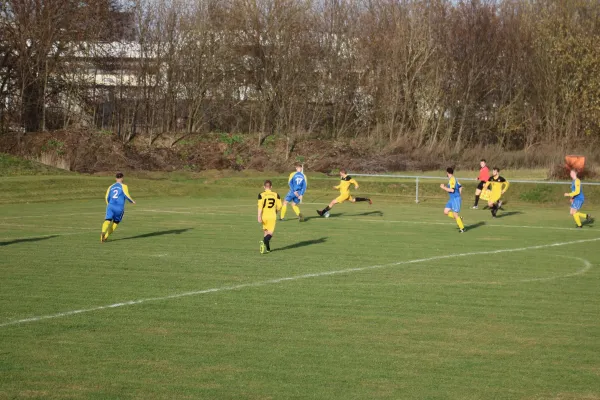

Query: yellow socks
[574,213,584,227]
[292,205,301,216]
[447,212,464,229]
[106,222,118,239]
[104,222,119,239]
[102,220,111,234]
[281,205,288,219]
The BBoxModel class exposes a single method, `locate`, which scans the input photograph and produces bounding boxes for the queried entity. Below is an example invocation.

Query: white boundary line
[1,237,598,328]
[381,256,592,286]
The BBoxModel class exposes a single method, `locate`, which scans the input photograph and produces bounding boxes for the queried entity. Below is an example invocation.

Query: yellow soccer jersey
[258,190,282,220]
[335,176,359,195]
[484,176,509,197]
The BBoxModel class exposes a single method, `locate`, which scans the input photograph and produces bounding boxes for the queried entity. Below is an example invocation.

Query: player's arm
[501,178,509,194]
[349,178,359,189]
[257,194,263,222]
[440,178,455,193]
[122,184,136,204]
[482,179,491,191]
[565,179,581,197]
[276,194,282,212]
[105,187,110,204]
[288,172,295,190]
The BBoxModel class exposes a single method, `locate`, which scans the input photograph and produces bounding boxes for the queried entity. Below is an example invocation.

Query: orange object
[565,155,585,172]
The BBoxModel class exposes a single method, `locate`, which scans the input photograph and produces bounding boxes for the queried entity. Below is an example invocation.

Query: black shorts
[477,181,486,190]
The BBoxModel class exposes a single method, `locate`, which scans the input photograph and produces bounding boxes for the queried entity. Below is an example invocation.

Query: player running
[280,163,307,222]
[101,172,136,242]
[482,167,509,218]
[258,180,282,254]
[316,169,371,217]
[472,159,490,209]
[440,167,466,233]
[564,169,594,228]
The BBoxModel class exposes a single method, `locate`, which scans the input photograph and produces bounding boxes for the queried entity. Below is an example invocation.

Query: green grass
[1,176,600,399]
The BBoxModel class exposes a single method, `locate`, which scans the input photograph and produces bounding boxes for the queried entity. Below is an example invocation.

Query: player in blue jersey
[101,172,136,242]
[280,163,307,222]
[440,167,466,232]
[564,169,593,228]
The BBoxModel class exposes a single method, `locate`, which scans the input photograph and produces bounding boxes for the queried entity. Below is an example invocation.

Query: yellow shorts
[262,218,276,233]
[335,193,353,204]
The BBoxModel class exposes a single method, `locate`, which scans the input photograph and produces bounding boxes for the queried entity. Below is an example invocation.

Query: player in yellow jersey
[258,180,282,254]
[482,167,509,218]
[316,169,371,217]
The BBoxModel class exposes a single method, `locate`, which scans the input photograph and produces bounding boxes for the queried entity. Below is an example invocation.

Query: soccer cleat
[100,233,106,243]
[298,213,304,222]
[316,209,323,216]
[459,229,465,233]
[576,226,583,229]
[259,241,266,254]
[472,206,478,209]
[586,214,594,223]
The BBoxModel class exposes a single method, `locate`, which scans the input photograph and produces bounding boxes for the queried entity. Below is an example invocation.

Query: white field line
[1,237,598,328]
[380,256,592,286]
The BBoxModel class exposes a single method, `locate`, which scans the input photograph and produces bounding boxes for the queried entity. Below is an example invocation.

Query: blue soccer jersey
[445,176,462,212]
[289,171,307,195]
[569,178,584,210]
[105,183,134,208]
[285,171,307,203]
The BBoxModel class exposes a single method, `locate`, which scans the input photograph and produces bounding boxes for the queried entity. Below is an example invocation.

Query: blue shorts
[284,191,301,204]
[445,198,462,213]
[571,198,584,211]
[105,205,124,223]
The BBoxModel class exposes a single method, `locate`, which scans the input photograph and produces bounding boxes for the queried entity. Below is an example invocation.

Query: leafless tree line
[1,0,599,151]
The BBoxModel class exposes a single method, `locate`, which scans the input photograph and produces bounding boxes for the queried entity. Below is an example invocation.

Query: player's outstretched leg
[318,199,338,217]
[280,202,288,220]
[354,197,372,205]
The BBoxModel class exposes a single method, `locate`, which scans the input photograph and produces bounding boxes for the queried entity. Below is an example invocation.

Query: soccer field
[1,180,599,399]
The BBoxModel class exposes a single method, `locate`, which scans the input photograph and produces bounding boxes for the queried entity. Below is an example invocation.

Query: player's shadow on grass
[113,228,193,241]
[303,213,344,222]
[495,211,522,219]
[275,237,328,251]
[348,210,384,217]
[0,235,58,246]
[465,221,486,231]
